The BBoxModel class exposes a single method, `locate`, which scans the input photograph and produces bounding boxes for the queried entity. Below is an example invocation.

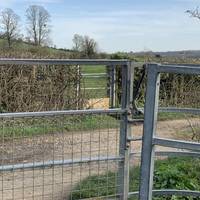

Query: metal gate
[0,59,133,200]
[1,59,200,200]
[138,64,200,200]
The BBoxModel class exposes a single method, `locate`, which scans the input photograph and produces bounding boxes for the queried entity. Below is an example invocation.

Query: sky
[0,0,200,53]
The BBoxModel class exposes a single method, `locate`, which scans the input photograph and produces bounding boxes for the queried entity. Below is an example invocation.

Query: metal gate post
[118,62,132,200]
[139,64,160,200]
[110,65,116,108]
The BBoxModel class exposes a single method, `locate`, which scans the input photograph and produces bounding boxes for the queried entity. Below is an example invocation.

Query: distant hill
[0,38,106,59]
[1,37,200,60]
[0,38,76,58]
[134,50,200,59]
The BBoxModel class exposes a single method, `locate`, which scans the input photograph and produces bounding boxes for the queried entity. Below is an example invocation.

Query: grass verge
[0,114,119,139]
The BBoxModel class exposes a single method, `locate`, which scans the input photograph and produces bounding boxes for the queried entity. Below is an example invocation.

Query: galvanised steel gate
[1,59,200,200]
[138,64,200,200]
[0,59,134,200]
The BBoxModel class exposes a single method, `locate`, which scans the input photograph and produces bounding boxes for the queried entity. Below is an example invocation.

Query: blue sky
[0,0,200,52]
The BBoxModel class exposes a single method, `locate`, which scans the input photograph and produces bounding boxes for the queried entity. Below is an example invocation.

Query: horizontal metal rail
[153,137,200,151]
[154,64,200,75]
[130,151,200,158]
[0,151,200,172]
[83,87,106,90]
[159,107,200,115]
[155,150,200,157]
[138,107,200,115]
[0,108,125,118]
[0,155,123,172]
[82,76,108,78]
[170,63,200,67]
[129,190,200,197]
[0,58,129,66]
[128,119,144,123]
[128,136,143,141]
[153,189,200,197]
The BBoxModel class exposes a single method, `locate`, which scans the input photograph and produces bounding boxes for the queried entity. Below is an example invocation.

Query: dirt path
[0,118,199,200]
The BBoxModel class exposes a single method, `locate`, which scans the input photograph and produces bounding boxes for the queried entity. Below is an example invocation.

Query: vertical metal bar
[118,62,131,200]
[110,65,116,108]
[139,64,160,200]
[130,62,135,112]
[76,65,80,110]
[124,62,132,200]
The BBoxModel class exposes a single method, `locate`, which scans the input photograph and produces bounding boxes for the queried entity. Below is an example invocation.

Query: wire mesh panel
[0,110,124,200]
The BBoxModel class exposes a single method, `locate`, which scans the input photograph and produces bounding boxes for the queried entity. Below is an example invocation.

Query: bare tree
[72,34,83,52]
[82,35,98,58]
[72,34,98,58]
[26,5,51,46]
[0,8,20,48]
[186,7,200,20]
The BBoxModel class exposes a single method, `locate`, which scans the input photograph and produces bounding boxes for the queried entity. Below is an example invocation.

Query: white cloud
[51,6,200,52]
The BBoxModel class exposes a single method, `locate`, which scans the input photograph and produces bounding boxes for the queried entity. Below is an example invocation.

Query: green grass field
[82,65,106,74]
[81,65,108,98]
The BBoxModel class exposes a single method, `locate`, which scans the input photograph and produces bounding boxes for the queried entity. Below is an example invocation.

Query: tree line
[0,5,51,47]
[0,5,98,58]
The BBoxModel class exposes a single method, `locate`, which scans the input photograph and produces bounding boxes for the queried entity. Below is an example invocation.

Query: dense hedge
[0,46,85,112]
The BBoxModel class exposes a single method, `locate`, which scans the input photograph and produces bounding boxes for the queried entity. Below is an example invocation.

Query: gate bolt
[126,142,130,148]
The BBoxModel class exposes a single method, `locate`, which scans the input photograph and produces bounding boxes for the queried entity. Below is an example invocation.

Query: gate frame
[139,64,200,200]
